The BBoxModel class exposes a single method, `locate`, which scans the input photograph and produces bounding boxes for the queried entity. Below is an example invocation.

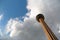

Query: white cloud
[5,17,46,40]
[6,18,23,37]
[26,0,44,18]
[0,14,3,21]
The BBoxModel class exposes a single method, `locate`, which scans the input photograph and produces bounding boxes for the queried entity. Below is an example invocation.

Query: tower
[36,14,58,40]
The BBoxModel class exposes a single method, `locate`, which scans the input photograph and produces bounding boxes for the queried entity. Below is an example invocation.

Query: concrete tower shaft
[36,14,58,40]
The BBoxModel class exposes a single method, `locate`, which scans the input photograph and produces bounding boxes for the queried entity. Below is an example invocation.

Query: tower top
[36,14,45,22]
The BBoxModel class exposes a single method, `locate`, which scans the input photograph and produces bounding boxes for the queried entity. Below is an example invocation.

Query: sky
[0,0,27,27]
[0,0,60,40]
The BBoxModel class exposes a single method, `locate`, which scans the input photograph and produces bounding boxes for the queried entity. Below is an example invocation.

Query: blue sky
[0,0,27,28]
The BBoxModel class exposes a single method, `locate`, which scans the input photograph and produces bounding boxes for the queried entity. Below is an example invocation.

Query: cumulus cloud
[5,17,47,40]
[26,0,60,39]
[6,18,23,37]
[0,0,60,40]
